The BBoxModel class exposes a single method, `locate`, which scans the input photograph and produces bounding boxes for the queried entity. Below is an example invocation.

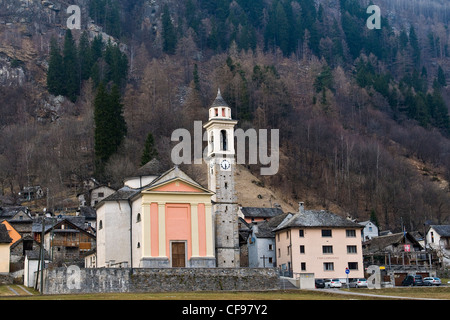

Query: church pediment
[143,178,213,194]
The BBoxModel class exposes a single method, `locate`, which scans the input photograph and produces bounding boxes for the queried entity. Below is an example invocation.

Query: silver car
[325,279,342,288]
[348,278,368,288]
[423,277,441,286]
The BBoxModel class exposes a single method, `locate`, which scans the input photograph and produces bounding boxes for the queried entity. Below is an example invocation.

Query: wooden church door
[171,242,186,267]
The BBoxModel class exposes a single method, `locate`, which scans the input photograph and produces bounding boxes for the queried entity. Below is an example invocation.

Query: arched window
[99,220,103,230]
[136,213,141,222]
[220,130,227,151]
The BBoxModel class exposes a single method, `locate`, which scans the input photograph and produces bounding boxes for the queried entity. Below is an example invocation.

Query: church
[95,90,240,268]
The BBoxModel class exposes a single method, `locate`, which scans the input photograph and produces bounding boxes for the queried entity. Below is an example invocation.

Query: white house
[247,212,292,268]
[359,220,379,240]
[24,250,50,287]
[426,225,450,267]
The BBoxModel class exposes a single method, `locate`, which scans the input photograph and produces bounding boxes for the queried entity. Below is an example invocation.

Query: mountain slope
[0,0,449,232]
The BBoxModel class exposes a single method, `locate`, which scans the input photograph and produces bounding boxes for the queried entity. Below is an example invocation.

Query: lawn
[0,287,383,300]
[342,286,450,300]
[0,285,37,296]
[0,286,448,300]
[1,281,450,300]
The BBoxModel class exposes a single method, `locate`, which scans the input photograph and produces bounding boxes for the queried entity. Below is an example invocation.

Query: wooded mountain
[0,0,449,232]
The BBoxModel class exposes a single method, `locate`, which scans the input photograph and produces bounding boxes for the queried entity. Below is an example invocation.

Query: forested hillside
[0,0,449,232]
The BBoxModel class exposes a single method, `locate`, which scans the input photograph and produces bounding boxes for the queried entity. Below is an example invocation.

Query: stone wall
[0,274,13,285]
[42,267,279,295]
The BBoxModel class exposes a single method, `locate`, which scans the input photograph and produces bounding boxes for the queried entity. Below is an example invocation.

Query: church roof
[100,186,140,202]
[145,166,211,193]
[240,207,284,219]
[133,158,163,177]
[210,89,229,108]
[99,165,212,206]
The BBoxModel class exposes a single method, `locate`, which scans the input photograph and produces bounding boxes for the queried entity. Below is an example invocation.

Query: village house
[1,220,21,246]
[23,250,50,287]
[426,225,450,268]
[359,220,379,240]
[0,224,12,274]
[76,206,97,231]
[0,206,33,236]
[238,206,284,224]
[362,231,425,267]
[19,186,44,201]
[32,216,96,264]
[274,202,364,280]
[78,185,116,207]
[247,212,292,268]
[10,235,41,274]
[362,232,435,286]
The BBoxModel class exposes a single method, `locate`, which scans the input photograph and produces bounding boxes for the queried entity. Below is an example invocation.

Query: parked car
[315,279,325,288]
[348,278,368,288]
[423,277,441,286]
[401,275,424,286]
[325,279,342,288]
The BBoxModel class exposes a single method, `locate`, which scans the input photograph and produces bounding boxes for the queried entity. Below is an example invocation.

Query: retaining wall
[42,267,279,295]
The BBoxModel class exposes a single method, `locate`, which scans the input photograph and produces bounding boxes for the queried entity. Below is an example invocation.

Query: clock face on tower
[220,159,231,171]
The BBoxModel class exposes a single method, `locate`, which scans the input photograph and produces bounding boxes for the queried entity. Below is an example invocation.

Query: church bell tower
[203,89,240,268]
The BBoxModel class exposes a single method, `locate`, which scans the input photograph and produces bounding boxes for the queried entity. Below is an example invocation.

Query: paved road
[314,288,448,300]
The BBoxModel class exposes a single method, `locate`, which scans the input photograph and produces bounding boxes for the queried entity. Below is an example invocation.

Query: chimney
[299,202,305,214]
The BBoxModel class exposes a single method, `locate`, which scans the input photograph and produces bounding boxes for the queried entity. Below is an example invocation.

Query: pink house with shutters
[274,203,364,280]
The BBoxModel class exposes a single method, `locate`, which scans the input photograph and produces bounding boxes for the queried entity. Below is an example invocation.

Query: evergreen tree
[370,209,379,228]
[437,65,446,87]
[105,0,121,38]
[162,4,177,54]
[47,38,65,96]
[104,40,128,87]
[108,84,127,149]
[94,83,113,168]
[63,29,80,102]
[193,63,200,91]
[90,0,121,38]
[140,132,158,166]
[207,19,219,51]
[314,65,333,93]
[91,35,104,64]
[78,31,92,81]
[94,83,127,174]
[431,88,450,130]
[264,1,290,55]
[409,26,421,66]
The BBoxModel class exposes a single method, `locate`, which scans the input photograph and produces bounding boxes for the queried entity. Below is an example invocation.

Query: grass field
[0,285,449,300]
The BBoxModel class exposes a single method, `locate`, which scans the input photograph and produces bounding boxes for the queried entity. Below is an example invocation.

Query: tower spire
[203,91,240,268]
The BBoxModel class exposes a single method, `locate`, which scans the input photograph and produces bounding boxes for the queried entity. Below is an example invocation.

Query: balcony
[52,240,92,250]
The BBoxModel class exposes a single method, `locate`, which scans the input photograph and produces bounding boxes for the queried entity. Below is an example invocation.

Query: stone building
[95,90,242,269]
[203,89,240,268]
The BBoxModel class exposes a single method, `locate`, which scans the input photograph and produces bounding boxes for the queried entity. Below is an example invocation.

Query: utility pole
[40,211,45,294]
[35,212,45,293]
